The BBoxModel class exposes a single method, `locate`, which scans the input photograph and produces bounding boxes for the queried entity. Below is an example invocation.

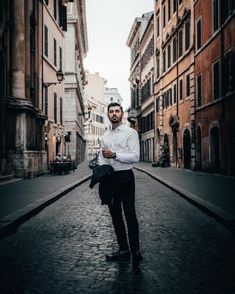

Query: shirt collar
[112,123,124,131]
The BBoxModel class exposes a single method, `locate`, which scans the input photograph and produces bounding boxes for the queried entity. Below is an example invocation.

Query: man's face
[108,106,123,124]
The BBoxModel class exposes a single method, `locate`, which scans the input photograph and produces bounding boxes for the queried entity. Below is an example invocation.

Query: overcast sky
[84,0,154,110]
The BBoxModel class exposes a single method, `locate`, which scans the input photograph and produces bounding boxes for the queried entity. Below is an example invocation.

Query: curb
[134,167,235,233]
[0,174,92,239]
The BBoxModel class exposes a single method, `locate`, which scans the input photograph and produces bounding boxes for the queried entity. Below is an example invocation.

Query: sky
[84,0,154,110]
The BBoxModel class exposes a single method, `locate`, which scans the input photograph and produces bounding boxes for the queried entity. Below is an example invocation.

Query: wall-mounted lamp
[45,132,49,142]
[55,132,61,143]
[43,69,64,88]
[79,104,93,121]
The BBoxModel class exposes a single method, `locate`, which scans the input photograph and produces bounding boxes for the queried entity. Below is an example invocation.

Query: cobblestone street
[0,170,235,294]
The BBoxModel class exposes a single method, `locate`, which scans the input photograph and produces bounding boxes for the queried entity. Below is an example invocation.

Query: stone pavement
[0,171,235,294]
[0,160,235,239]
[134,163,235,229]
[0,160,92,238]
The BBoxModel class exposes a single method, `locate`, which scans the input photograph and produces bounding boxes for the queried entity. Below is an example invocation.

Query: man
[98,102,143,269]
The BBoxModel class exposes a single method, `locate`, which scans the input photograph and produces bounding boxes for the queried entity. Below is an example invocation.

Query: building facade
[127,12,153,135]
[154,0,195,168]
[104,87,123,105]
[0,0,48,178]
[139,12,154,162]
[194,0,235,175]
[84,72,106,160]
[0,0,74,178]
[43,0,71,164]
[63,0,88,164]
[127,0,235,176]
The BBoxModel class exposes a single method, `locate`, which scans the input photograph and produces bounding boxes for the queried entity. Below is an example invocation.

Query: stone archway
[183,129,191,169]
[210,126,220,172]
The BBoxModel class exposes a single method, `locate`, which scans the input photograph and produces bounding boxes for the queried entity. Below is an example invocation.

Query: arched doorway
[172,129,177,164]
[210,126,220,172]
[183,129,191,169]
[196,126,202,170]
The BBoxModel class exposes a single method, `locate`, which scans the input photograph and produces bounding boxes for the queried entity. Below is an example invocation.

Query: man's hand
[102,147,113,159]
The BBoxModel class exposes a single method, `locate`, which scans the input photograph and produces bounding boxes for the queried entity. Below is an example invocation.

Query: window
[167,43,171,68]
[54,93,57,123]
[224,49,235,93]
[45,86,48,116]
[166,91,169,108]
[179,79,183,100]
[162,94,165,109]
[173,37,177,62]
[213,60,220,100]
[156,57,160,78]
[212,0,219,32]
[178,29,183,57]
[163,49,166,72]
[156,97,160,112]
[168,0,171,21]
[169,88,172,105]
[223,0,233,22]
[185,19,190,51]
[186,74,190,97]
[59,47,62,70]
[196,17,202,50]
[173,0,177,13]
[157,15,160,37]
[163,4,166,28]
[44,25,48,57]
[60,97,63,125]
[54,38,57,66]
[196,74,202,106]
[151,72,154,95]
[173,83,177,104]
[54,0,57,20]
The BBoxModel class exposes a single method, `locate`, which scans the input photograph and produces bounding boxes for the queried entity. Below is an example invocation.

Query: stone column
[10,0,27,157]
[11,0,25,99]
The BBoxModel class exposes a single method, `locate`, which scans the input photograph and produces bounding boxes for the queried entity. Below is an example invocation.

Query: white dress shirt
[98,124,140,171]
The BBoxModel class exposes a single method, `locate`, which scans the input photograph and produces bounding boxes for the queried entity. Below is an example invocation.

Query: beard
[109,116,121,123]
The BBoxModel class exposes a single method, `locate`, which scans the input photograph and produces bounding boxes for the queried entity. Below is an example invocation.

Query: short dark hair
[107,102,123,113]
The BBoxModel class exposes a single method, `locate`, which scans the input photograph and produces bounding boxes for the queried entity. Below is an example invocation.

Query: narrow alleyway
[0,170,234,294]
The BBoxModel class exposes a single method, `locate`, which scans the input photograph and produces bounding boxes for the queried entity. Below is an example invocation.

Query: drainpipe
[41,1,44,113]
[176,1,179,167]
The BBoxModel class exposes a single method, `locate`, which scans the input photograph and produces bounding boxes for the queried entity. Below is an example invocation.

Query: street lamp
[43,69,64,88]
[79,104,92,121]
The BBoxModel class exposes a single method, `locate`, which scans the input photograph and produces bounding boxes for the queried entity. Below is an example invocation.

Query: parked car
[89,155,99,169]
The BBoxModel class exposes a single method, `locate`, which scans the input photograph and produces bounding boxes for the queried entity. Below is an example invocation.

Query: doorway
[210,126,220,172]
[183,129,191,169]
[196,126,202,170]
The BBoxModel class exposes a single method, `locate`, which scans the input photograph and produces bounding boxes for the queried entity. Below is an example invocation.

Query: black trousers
[108,169,140,254]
